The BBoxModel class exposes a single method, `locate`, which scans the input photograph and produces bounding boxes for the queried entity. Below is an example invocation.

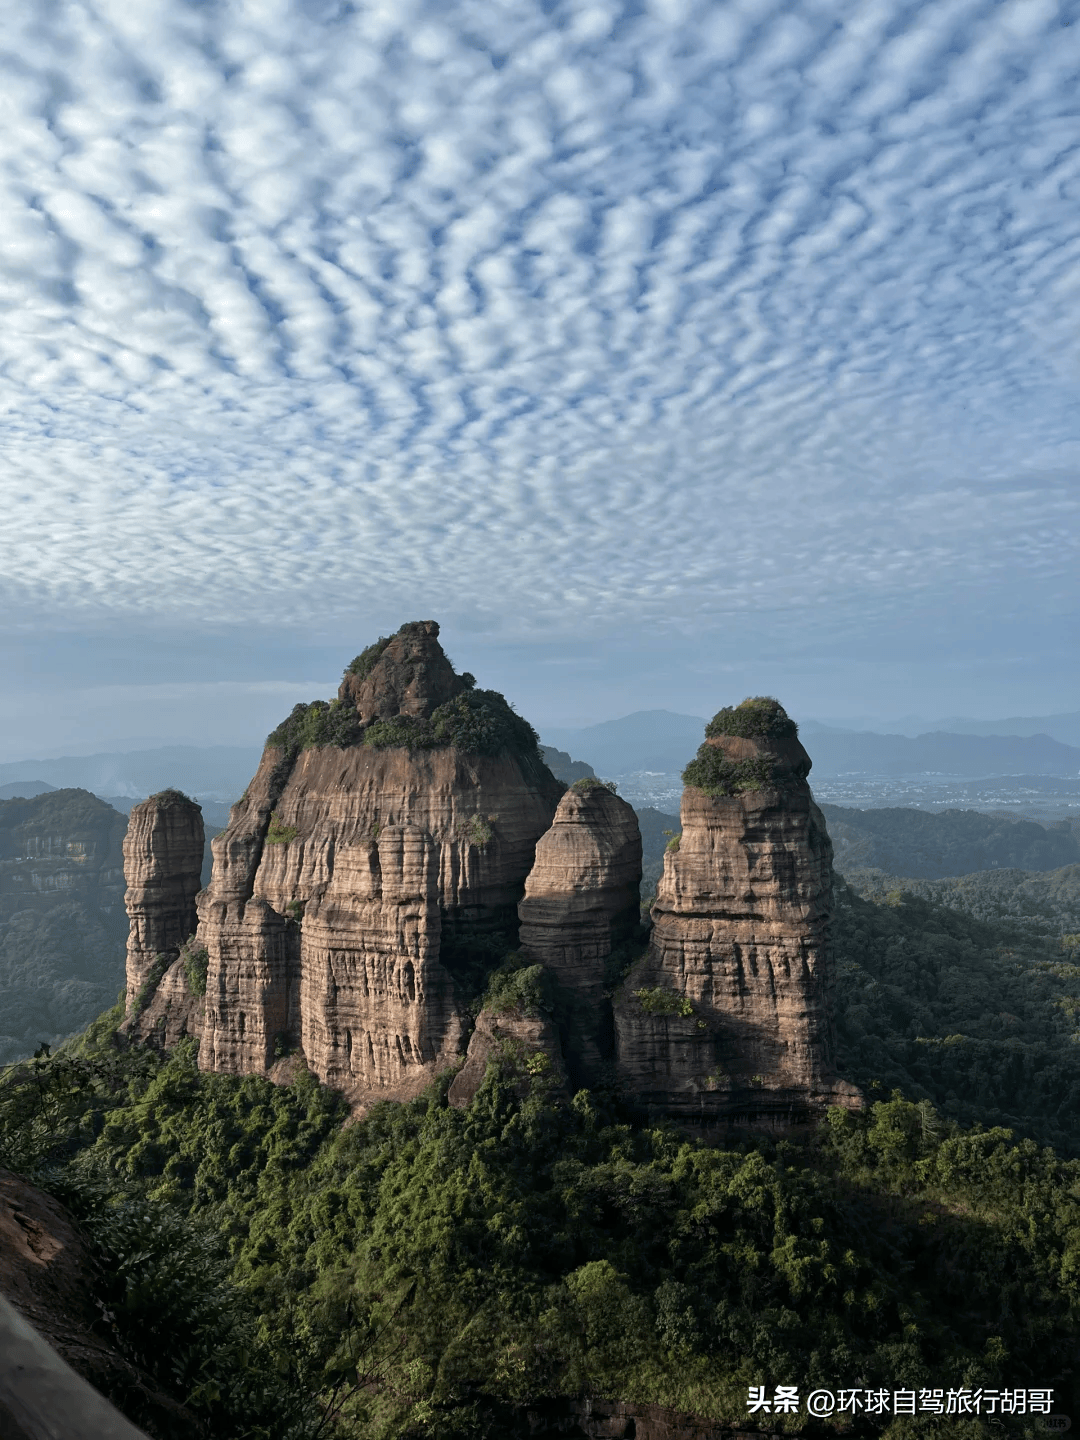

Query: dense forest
[5,793,1080,1436]
[5,864,1080,1438]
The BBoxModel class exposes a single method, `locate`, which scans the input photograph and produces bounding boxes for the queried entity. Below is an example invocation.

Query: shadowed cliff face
[122,792,204,1011]
[0,790,130,1064]
[518,783,642,1089]
[615,706,859,1129]
[195,623,564,1107]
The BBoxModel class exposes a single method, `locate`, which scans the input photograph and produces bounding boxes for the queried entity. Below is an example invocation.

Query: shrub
[265,812,299,845]
[703,696,797,740]
[461,814,495,849]
[666,834,681,852]
[147,787,197,806]
[266,698,363,754]
[430,688,540,758]
[363,714,439,751]
[179,938,210,996]
[633,986,694,1017]
[132,955,170,1017]
[345,635,393,678]
[570,777,619,795]
[681,745,776,797]
[485,960,550,1017]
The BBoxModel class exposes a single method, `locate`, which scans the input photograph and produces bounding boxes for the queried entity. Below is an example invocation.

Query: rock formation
[615,699,858,1128]
[194,621,564,1106]
[121,790,204,1011]
[448,1002,568,1109]
[518,780,642,1088]
[116,635,857,1134]
[0,789,127,926]
[539,745,597,783]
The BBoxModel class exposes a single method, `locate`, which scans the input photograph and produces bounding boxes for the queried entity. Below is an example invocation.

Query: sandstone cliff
[195,622,564,1107]
[121,790,204,1020]
[0,789,127,926]
[615,699,858,1128]
[518,780,642,1088]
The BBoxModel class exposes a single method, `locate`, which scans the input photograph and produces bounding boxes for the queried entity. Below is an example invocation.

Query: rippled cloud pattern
[2,0,1078,642]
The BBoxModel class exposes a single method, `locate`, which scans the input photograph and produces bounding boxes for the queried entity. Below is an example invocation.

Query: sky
[2,0,1079,758]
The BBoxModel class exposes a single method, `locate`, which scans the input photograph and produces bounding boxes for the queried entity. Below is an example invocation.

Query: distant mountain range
[542,710,1080,779]
[542,711,708,776]
[0,746,262,801]
[805,729,1080,778]
[1,707,1078,813]
[809,710,1080,747]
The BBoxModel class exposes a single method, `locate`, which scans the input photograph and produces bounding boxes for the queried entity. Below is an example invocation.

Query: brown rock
[195,625,563,1106]
[615,705,859,1129]
[518,782,642,1088]
[338,619,466,719]
[121,791,204,1013]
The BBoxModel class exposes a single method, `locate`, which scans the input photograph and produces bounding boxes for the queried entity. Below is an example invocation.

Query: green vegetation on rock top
[146,787,198,807]
[267,686,539,762]
[681,745,776,798]
[266,698,365,754]
[703,696,798,740]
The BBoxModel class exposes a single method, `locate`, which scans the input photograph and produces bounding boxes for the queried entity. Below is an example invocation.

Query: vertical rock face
[615,700,857,1128]
[195,621,564,1106]
[122,791,204,1010]
[518,782,642,1088]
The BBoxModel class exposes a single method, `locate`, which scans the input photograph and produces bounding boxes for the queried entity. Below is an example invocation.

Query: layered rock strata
[195,622,564,1106]
[615,703,858,1128]
[518,782,641,1088]
[122,791,204,1011]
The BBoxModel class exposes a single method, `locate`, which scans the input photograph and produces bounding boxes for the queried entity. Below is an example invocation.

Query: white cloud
[0,0,1076,656]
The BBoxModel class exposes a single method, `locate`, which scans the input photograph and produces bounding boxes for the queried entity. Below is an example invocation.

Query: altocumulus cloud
[1,0,1079,644]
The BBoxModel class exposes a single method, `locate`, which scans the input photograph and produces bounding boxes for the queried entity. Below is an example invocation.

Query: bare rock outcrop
[518,781,642,1088]
[195,622,564,1107]
[121,791,204,1013]
[615,699,859,1130]
[338,619,466,719]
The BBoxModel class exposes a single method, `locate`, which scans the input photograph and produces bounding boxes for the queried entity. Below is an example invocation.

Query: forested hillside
[0,790,129,1064]
[4,981,1080,1438]
[819,803,1080,879]
[5,792,1080,1436]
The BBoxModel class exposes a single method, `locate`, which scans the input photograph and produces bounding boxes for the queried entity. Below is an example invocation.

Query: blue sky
[2,0,1078,757]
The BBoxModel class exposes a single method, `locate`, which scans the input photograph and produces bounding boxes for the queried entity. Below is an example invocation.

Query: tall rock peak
[338,619,468,720]
[615,698,858,1129]
[122,789,204,1011]
[191,623,563,1108]
[118,667,856,1135]
[518,780,642,1089]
